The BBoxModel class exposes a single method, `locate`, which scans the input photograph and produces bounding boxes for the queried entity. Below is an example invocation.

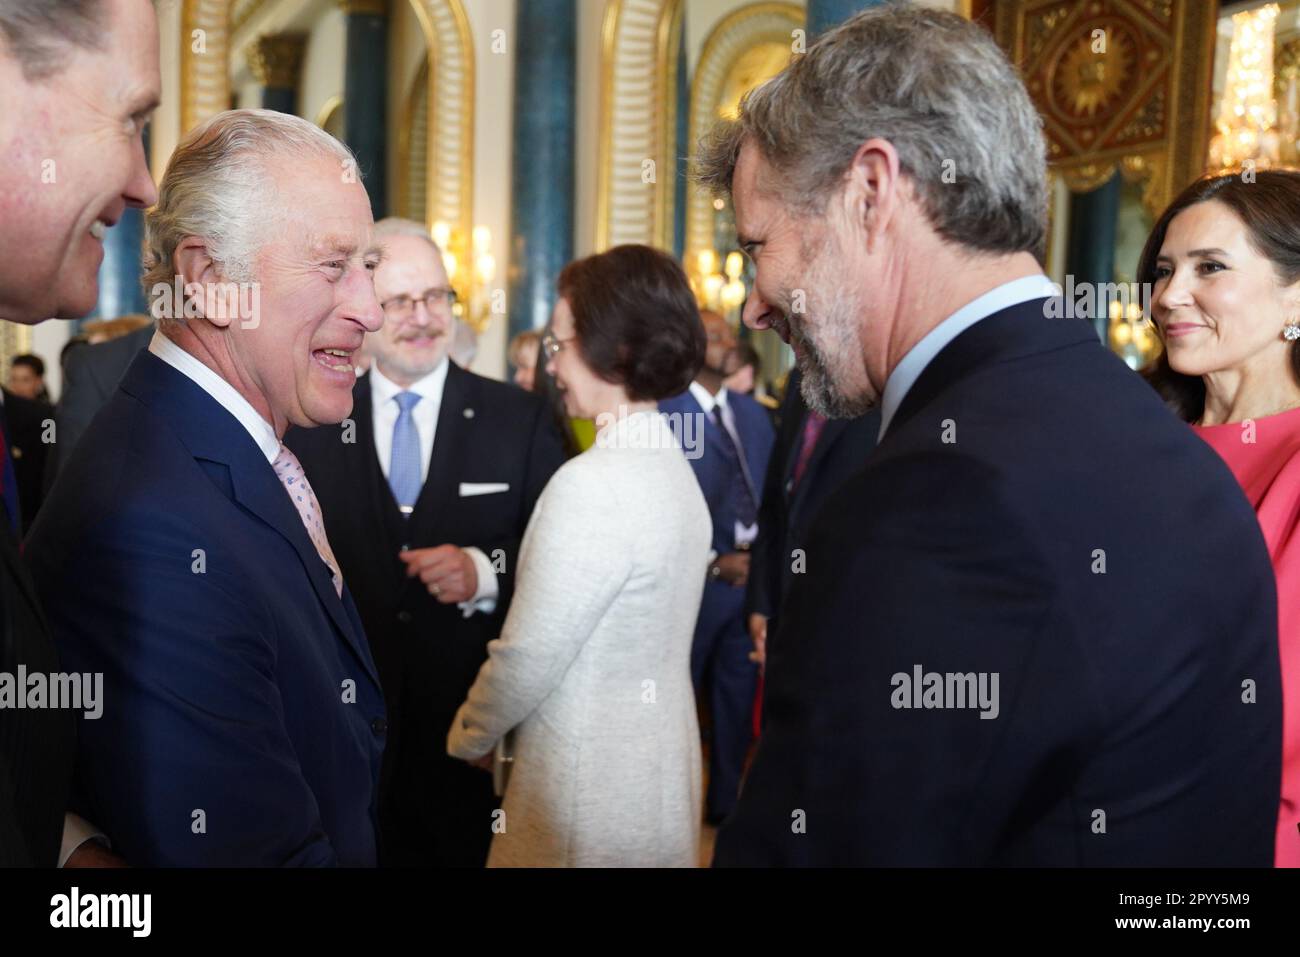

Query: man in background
[288,218,563,866]
[7,354,48,403]
[0,0,158,867]
[661,309,773,825]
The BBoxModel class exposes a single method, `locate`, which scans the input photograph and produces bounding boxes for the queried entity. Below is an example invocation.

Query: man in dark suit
[661,310,774,824]
[1,386,54,533]
[698,5,1281,866]
[46,321,154,484]
[27,109,388,865]
[287,218,564,867]
[745,367,880,668]
[0,0,159,867]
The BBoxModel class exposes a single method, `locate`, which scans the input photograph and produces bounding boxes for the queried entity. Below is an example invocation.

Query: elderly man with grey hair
[702,5,1281,866]
[26,108,389,866]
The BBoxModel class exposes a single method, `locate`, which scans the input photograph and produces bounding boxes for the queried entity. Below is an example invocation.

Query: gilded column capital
[337,0,389,16]
[246,34,307,89]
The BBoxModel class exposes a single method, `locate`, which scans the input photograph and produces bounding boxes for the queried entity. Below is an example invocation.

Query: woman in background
[1141,169,1300,866]
[447,244,710,867]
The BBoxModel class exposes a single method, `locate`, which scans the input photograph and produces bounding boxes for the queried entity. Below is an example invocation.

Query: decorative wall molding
[406,0,474,246]
[596,0,684,252]
[180,0,234,134]
[684,2,803,271]
[995,0,1217,218]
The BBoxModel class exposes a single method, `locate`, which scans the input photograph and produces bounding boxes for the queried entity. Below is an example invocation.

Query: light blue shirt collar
[877,274,1059,439]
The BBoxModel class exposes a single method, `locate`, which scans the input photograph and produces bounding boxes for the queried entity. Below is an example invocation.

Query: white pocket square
[459,482,510,497]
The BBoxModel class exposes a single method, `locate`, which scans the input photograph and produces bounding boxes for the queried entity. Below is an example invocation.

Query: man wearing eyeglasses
[286,217,564,867]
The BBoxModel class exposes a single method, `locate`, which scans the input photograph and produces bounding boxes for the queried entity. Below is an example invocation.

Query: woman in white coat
[447,245,712,867]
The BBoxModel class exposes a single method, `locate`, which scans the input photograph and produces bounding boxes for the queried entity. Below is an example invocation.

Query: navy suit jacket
[660,388,775,558]
[715,299,1283,866]
[25,351,386,867]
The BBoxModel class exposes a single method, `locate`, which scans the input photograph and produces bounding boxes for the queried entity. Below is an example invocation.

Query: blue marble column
[807,0,883,40]
[508,0,576,344]
[246,34,306,116]
[341,0,388,218]
[1065,173,1122,341]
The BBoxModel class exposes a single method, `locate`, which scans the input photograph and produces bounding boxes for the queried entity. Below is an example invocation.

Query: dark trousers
[692,579,759,821]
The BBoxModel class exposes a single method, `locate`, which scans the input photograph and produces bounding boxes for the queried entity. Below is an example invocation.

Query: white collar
[148,330,281,463]
[689,380,728,414]
[370,357,449,408]
[877,274,1059,439]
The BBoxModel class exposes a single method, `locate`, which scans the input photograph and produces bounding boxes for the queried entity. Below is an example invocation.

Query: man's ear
[173,236,237,329]
[842,138,902,255]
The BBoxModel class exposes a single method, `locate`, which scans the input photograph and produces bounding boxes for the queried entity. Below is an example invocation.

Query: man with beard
[661,310,773,825]
[696,5,1281,865]
[286,218,563,866]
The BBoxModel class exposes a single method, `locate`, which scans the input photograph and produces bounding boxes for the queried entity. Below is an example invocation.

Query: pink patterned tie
[272,443,343,597]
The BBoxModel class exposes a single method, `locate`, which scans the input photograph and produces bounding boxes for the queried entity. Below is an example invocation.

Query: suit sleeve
[448,464,631,759]
[471,397,566,610]
[716,450,1096,866]
[47,342,105,485]
[34,507,343,867]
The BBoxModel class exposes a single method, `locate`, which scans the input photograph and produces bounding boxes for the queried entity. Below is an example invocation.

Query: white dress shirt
[369,361,498,616]
[689,380,759,548]
[877,274,1061,440]
[149,330,280,462]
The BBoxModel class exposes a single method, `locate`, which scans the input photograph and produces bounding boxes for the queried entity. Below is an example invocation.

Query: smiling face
[545,297,613,420]
[701,311,736,377]
[370,233,453,386]
[0,0,160,323]
[221,152,383,431]
[732,141,877,417]
[1152,200,1300,382]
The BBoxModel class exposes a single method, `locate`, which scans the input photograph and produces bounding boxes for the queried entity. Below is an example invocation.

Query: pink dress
[1194,406,1300,867]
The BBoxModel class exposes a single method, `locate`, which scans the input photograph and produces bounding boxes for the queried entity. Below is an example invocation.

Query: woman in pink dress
[1141,170,1300,866]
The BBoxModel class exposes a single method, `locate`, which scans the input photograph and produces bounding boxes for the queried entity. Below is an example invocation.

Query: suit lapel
[0,519,47,635]
[352,376,407,552]
[409,363,471,538]
[121,352,378,684]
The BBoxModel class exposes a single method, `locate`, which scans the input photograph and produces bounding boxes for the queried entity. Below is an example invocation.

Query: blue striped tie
[389,391,422,515]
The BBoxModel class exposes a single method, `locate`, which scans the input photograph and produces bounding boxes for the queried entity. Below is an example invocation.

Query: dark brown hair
[557,245,705,402]
[1139,169,1300,421]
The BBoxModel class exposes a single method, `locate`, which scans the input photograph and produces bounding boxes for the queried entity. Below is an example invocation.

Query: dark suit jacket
[285,364,563,865]
[0,514,72,866]
[715,299,1283,866]
[746,369,881,629]
[46,323,154,487]
[26,351,386,866]
[659,388,775,558]
[2,387,54,534]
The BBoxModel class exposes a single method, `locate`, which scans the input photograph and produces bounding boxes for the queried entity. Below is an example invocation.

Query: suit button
[371,717,387,735]
[397,610,412,624]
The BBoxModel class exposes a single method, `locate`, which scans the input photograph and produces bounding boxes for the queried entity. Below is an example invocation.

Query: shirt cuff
[59,813,109,867]
[457,547,499,619]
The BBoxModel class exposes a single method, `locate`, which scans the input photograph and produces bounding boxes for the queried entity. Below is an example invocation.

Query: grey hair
[372,217,444,257]
[0,0,104,80]
[143,109,356,316]
[695,3,1048,261]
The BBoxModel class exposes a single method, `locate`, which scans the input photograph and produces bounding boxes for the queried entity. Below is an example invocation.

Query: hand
[714,552,750,587]
[65,841,126,868]
[400,545,478,604]
[747,613,768,668]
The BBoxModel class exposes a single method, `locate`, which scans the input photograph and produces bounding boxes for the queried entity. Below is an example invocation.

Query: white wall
[299,5,347,126]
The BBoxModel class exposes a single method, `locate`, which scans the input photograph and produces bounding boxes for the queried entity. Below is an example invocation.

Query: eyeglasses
[541,331,576,357]
[381,288,457,320]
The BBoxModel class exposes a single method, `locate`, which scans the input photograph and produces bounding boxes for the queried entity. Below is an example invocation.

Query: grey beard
[795,331,876,419]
